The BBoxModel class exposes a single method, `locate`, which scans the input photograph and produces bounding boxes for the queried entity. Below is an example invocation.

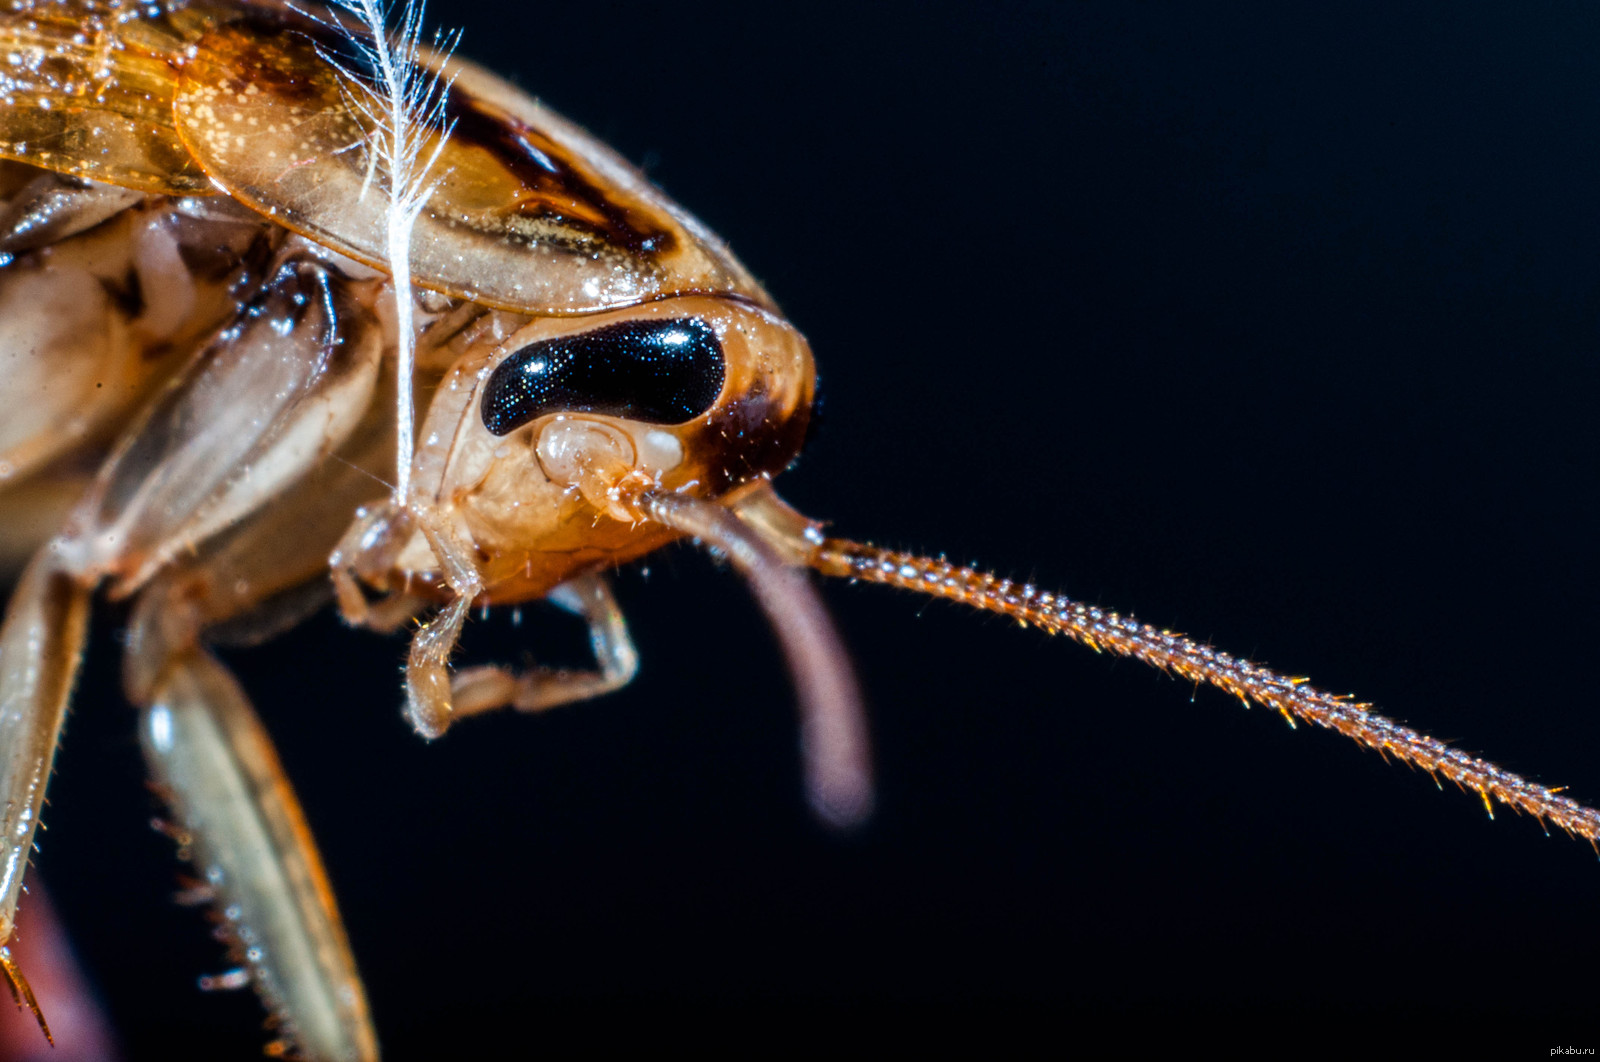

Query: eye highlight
[480,317,725,436]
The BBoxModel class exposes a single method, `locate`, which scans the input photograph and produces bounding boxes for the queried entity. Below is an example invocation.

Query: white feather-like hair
[298,0,458,504]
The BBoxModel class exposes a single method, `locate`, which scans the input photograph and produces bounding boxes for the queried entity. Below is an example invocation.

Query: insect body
[3,0,1600,1055]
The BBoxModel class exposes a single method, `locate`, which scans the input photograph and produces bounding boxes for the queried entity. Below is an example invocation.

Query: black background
[22,0,1600,1056]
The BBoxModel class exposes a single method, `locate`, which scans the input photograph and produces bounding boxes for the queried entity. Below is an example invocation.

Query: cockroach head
[429,294,815,601]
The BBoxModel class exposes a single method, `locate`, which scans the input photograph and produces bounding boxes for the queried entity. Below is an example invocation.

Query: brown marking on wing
[170,2,760,313]
[445,98,677,259]
[202,15,328,103]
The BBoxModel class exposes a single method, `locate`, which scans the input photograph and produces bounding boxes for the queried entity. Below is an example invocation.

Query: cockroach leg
[58,253,383,593]
[0,945,48,1045]
[450,573,639,716]
[0,472,91,578]
[0,234,396,1053]
[0,549,89,1041]
[360,589,430,635]
[136,643,378,1062]
[328,501,417,628]
[95,420,396,1058]
[404,590,474,738]
[0,880,118,1058]
[400,503,486,738]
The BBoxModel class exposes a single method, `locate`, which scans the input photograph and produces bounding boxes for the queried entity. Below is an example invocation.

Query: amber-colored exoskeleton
[0,0,1594,1055]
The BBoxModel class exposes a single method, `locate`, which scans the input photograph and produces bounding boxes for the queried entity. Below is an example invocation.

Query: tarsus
[0,946,51,1046]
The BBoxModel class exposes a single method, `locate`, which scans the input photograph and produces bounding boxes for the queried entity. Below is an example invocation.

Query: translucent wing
[0,0,213,193]
[172,7,767,314]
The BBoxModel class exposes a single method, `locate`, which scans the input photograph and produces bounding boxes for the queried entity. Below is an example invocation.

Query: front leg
[450,573,640,716]
[335,499,641,734]
[331,498,485,739]
[401,507,486,739]
[327,502,426,633]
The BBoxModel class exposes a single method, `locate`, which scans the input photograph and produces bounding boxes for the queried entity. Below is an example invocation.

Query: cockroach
[0,1,1595,1058]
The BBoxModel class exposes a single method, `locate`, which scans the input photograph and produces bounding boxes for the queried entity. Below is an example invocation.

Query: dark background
[21,0,1600,1056]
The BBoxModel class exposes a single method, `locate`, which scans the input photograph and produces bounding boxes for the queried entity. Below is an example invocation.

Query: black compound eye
[480,317,725,436]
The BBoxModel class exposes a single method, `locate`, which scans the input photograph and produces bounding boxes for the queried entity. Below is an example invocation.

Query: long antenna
[808,536,1600,846]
